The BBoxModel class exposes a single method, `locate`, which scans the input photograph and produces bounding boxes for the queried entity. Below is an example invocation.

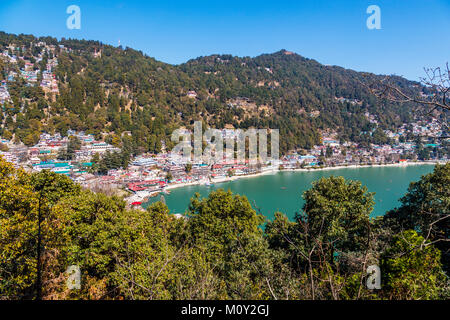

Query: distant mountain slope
[0,32,425,154]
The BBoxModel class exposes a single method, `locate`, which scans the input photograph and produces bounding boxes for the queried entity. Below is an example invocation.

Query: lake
[144,165,436,221]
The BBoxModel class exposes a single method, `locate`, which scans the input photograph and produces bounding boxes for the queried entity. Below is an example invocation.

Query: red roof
[128,180,164,192]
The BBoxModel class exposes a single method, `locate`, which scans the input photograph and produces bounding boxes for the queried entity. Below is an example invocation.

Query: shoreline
[159,160,446,193]
[283,161,441,173]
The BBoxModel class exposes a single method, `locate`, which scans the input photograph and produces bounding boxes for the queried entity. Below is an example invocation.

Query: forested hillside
[0,32,425,154]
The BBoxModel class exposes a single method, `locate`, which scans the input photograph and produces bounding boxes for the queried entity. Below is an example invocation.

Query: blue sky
[0,0,449,80]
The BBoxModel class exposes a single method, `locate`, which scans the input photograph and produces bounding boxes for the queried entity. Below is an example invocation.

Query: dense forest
[0,32,427,155]
[0,156,448,300]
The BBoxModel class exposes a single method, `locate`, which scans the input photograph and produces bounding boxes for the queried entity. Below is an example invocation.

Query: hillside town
[1,41,62,96]
[0,39,449,208]
[1,117,448,208]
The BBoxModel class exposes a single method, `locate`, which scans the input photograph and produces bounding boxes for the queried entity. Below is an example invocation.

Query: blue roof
[54,163,70,168]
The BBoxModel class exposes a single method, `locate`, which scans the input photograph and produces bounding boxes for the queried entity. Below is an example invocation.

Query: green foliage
[187,189,274,299]
[0,156,448,300]
[265,177,378,300]
[0,158,38,299]
[380,230,446,300]
[0,142,8,151]
[0,158,80,299]
[188,189,265,261]
[57,136,82,160]
[384,163,450,272]
[96,150,131,175]
[301,176,374,256]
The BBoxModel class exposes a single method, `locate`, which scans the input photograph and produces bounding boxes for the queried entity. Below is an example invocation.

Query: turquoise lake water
[144,165,436,221]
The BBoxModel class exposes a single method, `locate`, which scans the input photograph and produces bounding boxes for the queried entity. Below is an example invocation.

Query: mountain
[0,32,425,154]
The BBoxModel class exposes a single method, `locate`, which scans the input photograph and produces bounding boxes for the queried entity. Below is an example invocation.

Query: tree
[380,230,446,300]
[2,129,12,141]
[188,189,265,262]
[30,170,81,300]
[265,176,376,300]
[54,191,129,299]
[0,158,80,299]
[54,194,220,300]
[187,189,274,299]
[110,202,217,300]
[301,176,374,258]
[22,132,40,147]
[0,142,8,152]
[417,146,431,160]
[384,163,450,272]
[58,136,82,161]
[0,158,39,299]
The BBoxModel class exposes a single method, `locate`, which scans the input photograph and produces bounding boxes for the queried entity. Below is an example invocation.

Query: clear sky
[0,0,449,80]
